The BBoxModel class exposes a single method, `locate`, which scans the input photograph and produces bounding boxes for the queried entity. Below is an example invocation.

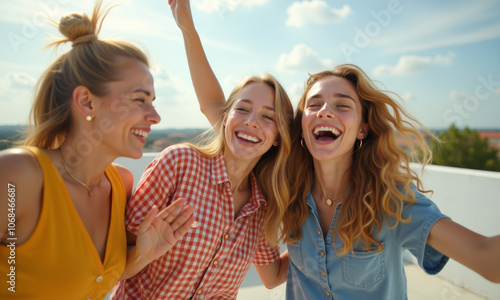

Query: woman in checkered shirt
[110,1,293,299]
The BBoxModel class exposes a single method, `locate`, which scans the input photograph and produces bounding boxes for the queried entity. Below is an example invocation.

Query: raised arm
[427,218,500,283]
[168,0,225,126]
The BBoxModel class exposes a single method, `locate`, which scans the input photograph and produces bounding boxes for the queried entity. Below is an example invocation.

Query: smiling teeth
[237,132,259,143]
[131,129,148,138]
[313,126,340,136]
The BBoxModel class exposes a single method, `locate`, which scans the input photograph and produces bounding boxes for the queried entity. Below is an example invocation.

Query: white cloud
[286,0,351,27]
[449,90,468,101]
[222,75,243,95]
[288,82,305,108]
[375,1,500,54]
[0,1,93,26]
[0,71,34,124]
[373,53,454,76]
[6,72,36,89]
[195,0,268,13]
[150,64,192,106]
[276,44,332,73]
[401,92,415,102]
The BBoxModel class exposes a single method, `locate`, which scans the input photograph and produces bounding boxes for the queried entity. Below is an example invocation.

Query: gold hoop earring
[354,139,363,152]
[300,138,306,149]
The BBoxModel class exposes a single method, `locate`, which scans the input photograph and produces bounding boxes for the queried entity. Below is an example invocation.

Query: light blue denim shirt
[286,185,449,300]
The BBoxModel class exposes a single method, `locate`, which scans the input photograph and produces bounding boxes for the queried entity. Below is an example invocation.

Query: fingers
[157,197,187,221]
[169,0,178,10]
[173,215,198,240]
[137,205,158,235]
[167,204,196,233]
[150,198,198,239]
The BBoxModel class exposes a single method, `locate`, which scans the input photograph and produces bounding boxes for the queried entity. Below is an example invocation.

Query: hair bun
[58,12,97,47]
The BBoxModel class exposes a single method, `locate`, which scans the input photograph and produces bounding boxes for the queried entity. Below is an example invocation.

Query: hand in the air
[168,0,195,32]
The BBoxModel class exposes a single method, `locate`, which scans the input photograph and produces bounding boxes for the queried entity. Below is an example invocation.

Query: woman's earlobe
[73,85,94,118]
[358,124,369,140]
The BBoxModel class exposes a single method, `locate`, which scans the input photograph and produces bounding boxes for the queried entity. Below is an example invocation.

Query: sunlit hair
[21,0,149,148]
[187,74,294,246]
[283,64,437,255]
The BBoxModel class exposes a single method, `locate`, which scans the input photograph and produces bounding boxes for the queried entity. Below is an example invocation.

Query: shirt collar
[238,172,266,217]
[210,153,266,210]
[210,152,230,185]
[249,172,266,206]
[306,188,316,209]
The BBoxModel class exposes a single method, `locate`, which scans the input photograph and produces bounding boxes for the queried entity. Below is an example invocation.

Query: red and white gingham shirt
[111,144,280,299]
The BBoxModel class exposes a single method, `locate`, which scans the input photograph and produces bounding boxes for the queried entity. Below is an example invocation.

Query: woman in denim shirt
[282,65,500,299]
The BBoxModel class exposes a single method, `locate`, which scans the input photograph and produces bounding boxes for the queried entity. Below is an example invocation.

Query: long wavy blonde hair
[187,74,293,246]
[22,0,149,149]
[283,64,437,254]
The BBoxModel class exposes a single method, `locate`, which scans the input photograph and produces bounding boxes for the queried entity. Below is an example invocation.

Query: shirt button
[321,270,327,276]
[320,251,325,257]
[317,229,321,235]
[224,234,229,239]
[95,275,103,283]
[197,289,202,294]
[325,290,331,296]
[213,260,218,265]
[329,229,334,234]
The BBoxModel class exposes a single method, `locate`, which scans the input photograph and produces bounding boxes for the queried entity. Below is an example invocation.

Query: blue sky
[1,0,499,130]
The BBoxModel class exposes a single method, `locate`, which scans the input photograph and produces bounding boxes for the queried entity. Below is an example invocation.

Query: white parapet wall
[410,163,500,299]
[115,154,500,299]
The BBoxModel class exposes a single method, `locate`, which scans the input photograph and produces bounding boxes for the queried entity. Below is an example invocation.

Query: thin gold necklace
[59,148,102,196]
[314,184,343,206]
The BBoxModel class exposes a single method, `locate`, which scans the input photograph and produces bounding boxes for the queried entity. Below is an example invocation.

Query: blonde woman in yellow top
[0,1,196,299]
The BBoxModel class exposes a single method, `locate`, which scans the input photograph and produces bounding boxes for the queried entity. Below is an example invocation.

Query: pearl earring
[85,115,92,122]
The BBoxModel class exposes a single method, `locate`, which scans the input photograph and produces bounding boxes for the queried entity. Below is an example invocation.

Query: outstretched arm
[254,250,289,289]
[120,198,197,280]
[427,218,500,283]
[168,0,225,126]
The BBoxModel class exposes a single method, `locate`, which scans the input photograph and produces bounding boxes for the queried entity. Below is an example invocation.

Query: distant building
[153,138,175,152]
[478,131,500,158]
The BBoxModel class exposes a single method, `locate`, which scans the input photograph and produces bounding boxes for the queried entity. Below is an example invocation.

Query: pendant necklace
[59,148,102,196]
[314,184,343,206]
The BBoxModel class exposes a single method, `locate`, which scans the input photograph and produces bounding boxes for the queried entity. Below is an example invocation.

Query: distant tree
[431,124,500,172]
[0,127,25,150]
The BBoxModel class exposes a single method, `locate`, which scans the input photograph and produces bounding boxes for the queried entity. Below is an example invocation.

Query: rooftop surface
[237,263,486,300]
[114,154,500,300]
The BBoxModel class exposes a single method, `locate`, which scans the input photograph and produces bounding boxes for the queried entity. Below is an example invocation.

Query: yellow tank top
[0,146,127,300]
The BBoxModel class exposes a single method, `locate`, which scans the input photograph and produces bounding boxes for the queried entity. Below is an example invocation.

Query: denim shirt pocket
[341,246,386,288]
[287,241,305,272]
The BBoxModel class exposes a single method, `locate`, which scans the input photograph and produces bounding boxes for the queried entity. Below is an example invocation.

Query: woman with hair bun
[0,1,196,299]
